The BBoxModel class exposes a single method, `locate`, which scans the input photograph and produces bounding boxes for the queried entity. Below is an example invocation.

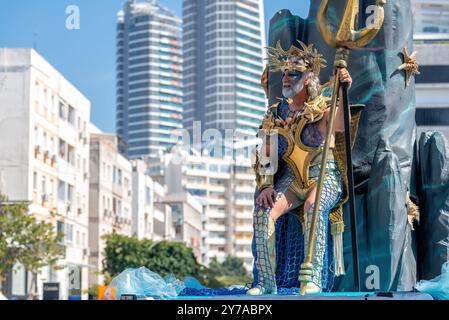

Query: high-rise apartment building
[182,0,267,136]
[147,148,255,270]
[116,0,183,158]
[0,49,91,300]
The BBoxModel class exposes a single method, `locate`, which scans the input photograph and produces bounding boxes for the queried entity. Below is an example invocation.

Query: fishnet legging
[303,169,343,288]
[251,165,343,291]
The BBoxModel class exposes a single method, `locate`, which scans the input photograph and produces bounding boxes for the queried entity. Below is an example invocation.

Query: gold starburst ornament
[398,47,420,87]
[266,40,327,76]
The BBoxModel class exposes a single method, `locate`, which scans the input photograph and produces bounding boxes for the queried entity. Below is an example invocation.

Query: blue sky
[0,1,309,132]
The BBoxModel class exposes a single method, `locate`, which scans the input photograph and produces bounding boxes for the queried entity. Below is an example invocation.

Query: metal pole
[341,82,361,291]
[299,71,341,295]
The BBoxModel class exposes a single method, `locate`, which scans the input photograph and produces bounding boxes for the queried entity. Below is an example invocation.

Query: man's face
[282,71,303,98]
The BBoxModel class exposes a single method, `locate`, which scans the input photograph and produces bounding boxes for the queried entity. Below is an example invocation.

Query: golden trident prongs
[299,0,386,295]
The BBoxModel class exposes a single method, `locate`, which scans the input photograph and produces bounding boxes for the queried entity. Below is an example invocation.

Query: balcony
[234,199,254,207]
[205,237,226,245]
[235,211,252,219]
[206,211,226,219]
[235,238,252,246]
[206,223,226,232]
[235,224,253,233]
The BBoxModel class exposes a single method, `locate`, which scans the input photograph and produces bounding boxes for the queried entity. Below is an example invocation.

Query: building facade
[412,0,449,37]
[163,192,203,263]
[182,0,267,136]
[147,148,255,270]
[412,1,449,139]
[131,158,173,241]
[116,0,183,159]
[0,48,91,300]
[116,0,182,158]
[88,129,133,287]
[414,43,449,139]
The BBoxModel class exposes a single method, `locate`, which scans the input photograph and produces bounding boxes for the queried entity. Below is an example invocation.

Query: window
[34,127,38,145]
[82,232,86,248]
[49,179,54,197]
[67,145,75,166]
[117,199,122,216]
[50,137,54,154]
[59,139,66,159]
[118,169,122,186]
[43,88,48,108]
[43,132,47,151]
[68,106,75,125]
[58,181,66,201]
[51,95,56,113]
[33,172,38,190]
[41,175,46,194]
[57,221,65,244]
[67,184,74,203]
[145,187,152,204]
[59,102,67,120]
[65,224,73,243]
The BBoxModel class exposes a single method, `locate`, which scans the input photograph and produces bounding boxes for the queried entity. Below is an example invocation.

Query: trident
[299,0,386,295]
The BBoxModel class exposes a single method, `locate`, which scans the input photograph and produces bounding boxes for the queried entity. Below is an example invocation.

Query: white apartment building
[0,48,91,300]
[131,158,174,241]
[147,147,256,271]
[88,127,134,287]
[163,192,203,263]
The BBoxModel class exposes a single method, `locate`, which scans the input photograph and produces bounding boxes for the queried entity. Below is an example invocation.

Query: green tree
[102,234,252,289]
[102,233,151,278]
[18,213,64,299]
[199,256,251,288]
[0,196,28,294]
[146,241,200,278]
[0,195,64,299]
[102,234,200,281]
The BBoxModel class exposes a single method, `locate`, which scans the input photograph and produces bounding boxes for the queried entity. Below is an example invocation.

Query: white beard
[282,79,304,98]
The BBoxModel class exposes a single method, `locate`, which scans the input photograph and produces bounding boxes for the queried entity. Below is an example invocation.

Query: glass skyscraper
[116,0,183,158]
[182,0,267,137]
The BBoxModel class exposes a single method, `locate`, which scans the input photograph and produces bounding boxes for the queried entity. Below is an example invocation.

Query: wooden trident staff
[299,0,386,295]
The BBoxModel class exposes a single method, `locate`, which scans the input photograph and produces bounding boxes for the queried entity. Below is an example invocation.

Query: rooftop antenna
[33,33,38,50]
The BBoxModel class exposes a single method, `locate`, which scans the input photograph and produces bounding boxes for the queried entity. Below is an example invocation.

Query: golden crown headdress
[266,40,327,76]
